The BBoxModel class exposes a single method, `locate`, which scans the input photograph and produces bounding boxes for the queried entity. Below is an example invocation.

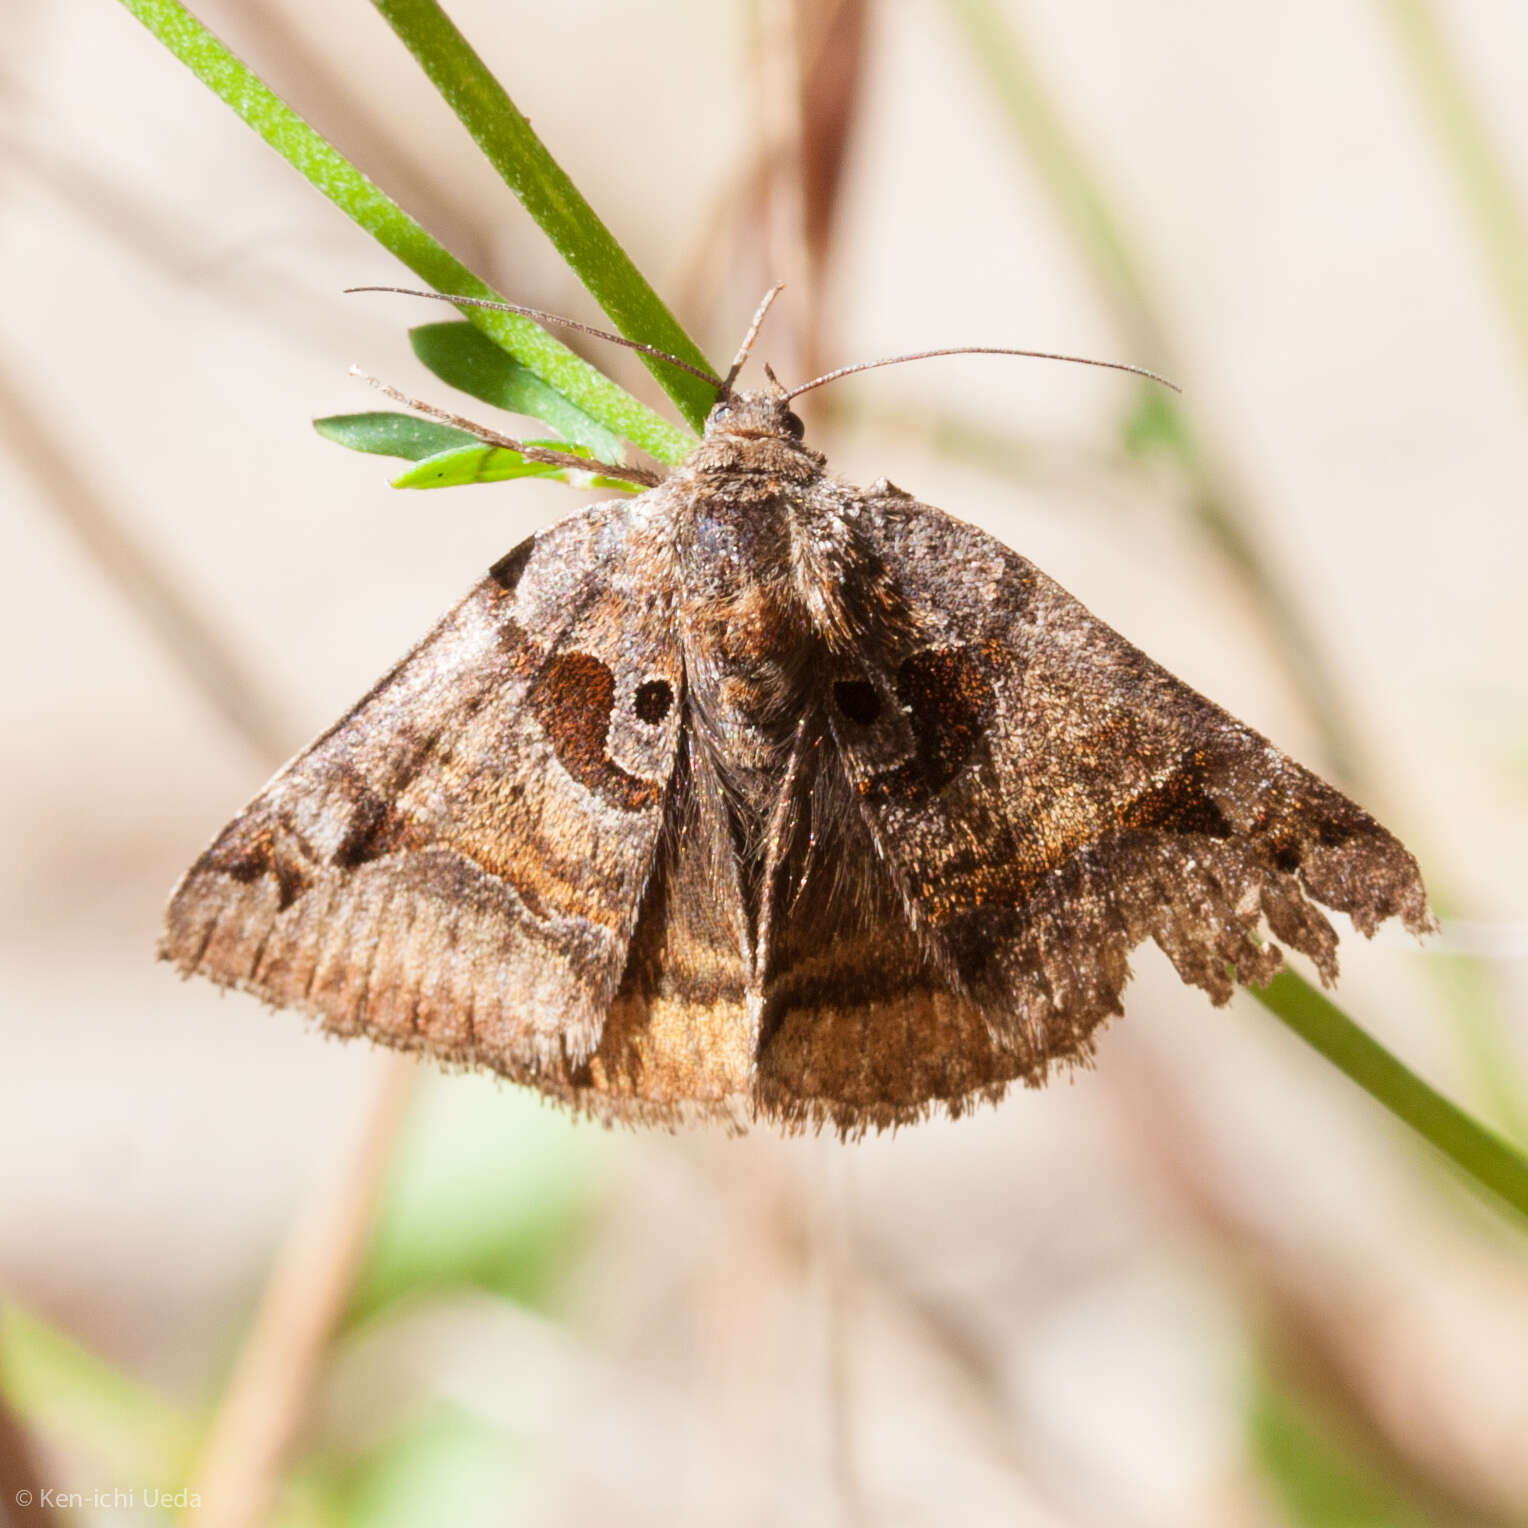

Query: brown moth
[163,295,1430,1136]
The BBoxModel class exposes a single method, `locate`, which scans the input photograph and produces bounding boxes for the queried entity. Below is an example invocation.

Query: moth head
[705,390,806,443]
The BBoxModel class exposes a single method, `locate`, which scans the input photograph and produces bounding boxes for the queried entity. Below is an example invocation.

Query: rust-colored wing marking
[163,500,683,1073]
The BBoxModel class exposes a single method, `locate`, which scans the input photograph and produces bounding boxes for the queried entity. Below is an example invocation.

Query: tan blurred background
[3,1,1528,1524]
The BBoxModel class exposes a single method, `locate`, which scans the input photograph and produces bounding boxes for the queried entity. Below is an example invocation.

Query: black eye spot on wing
[833,679,882,726]
[634,678,674,725]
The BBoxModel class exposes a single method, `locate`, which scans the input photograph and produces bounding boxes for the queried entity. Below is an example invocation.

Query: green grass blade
[314,412,478,461]
[371,0,717,432]
[0,1301,197,1480]
[409,322,625,459]
[1253,971,1528,1229]
[114,0,692,464]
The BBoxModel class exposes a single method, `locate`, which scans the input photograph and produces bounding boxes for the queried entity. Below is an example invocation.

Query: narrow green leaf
[409,322,624,459]
[314,411,477,461]
[391,440,636,493]
[114,0,693,464]
[1253,970,1528,1229]
[0,1301,197,1480]
[392,442,570,489]
[371,0,717,432]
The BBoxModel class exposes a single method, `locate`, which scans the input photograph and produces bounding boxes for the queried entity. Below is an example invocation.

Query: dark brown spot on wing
[863,647,995,804]
[1318,819,1358,848]
[1117,751,1232,838]
[210,819,315,912]
[634,678,674,725]
[332,789,415,868]
[488,537,535,594]
[531,651,662,811]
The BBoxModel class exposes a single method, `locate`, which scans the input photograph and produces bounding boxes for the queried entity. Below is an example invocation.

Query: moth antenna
[345,286,723,388]
[346,365,663,488]
[722,283,786,394]
[783,346,1181,401]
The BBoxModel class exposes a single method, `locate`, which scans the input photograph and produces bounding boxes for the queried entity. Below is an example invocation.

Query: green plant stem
[1254,972,1528,1229]
[114,0,692,464]
[1378,0,1528,397]
[371,0,717,433]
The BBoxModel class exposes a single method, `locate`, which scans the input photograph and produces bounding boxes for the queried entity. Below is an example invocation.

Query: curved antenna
[784,345,1180,401]
[722,284,786,394]
[345,286,724,388]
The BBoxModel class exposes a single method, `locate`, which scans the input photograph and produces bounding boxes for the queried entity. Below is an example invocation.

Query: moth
[163,289,1430,1135]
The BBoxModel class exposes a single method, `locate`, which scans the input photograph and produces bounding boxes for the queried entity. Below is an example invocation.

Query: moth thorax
[675,476,818,803]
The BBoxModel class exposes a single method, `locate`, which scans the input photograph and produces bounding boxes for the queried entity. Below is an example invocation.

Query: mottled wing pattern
[162,497,684,1074]
[538,735,759,1126]
[751,714,1017,1135]
[768,483,1430,1125]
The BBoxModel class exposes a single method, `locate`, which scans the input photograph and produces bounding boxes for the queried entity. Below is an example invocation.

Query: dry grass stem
[185,1054,417,1528]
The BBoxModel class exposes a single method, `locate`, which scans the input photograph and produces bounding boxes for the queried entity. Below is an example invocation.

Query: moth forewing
[167,385,1430,1135]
